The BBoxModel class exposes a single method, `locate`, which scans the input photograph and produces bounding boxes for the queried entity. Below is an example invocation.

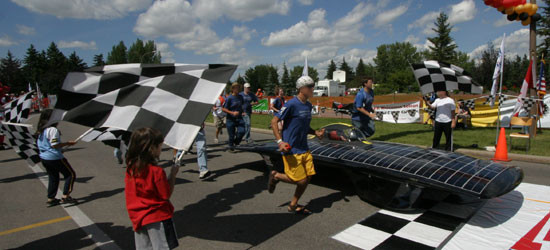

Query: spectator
[270,87,285,131]
[256,88,264,99]
[212,93,226,144]
[125,127,179,249]
[36,109,77,206]
[424,91,456,151]
[456,100,471,129]
[174,124,210,179]
[239,83,258,144]
[222,82,245,152]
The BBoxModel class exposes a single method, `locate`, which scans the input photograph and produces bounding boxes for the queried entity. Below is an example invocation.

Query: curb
[205,123,550,165]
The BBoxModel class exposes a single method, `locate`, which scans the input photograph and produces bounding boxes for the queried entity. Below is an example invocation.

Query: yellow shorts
[282,151,316,182]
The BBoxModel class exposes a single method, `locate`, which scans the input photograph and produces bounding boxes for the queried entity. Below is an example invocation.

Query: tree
[351,58,367,88]
[325,59,337,80]
[127,38,161,63]
[43,42,67,94]
[373,42,422,92]
[93,54,105,67]
[67,51,87,72]
[290,65,319,87]
[471,42,498,90]
[244,64,279,95]
[0,51,25,93]
[427,12,457,62]
[107,41,128,64]
[281,63,293,95]
[22,44,47,88]
[236,74,246,85]
[338,57,354,85]
[266,66,279,95]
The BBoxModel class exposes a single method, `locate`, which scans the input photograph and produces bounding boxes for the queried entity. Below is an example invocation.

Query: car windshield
[324,127,365,142]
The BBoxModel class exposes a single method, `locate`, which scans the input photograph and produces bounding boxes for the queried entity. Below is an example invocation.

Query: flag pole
[74,127,94,143]
[496,76,503,144]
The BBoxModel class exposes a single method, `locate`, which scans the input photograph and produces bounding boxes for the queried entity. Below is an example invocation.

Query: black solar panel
[307,140,509,195]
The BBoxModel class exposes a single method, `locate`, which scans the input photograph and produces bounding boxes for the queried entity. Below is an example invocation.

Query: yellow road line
[0,216,72,236]
[526,198,550,204]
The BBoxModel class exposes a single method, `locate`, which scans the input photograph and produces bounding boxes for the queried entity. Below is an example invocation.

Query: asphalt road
[0,117,548,250]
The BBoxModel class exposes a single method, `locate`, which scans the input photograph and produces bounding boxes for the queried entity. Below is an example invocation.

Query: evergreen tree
[67,51,87,72]
[281,63,293,95]
[353,58,367,88]
[0,51,25,93]
[43,42,67,94]
[325,59,337,79]
[266,66,279,95]
[127,38,161,63]
[427,12,458,62]
[107,41,128,64]
[338,57,354,85]
[236,74,246,85]
[22,44,45,87]
[93,54,105,66]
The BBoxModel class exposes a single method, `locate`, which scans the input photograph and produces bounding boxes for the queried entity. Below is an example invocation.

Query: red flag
[512,60,533,116]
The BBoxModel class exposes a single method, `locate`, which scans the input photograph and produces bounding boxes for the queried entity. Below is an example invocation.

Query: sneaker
[199,170,211,179]
[214,138,219,144]
[61,196,78,204]
[46,198,61,207]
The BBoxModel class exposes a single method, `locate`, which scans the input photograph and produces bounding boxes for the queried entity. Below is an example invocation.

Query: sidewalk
[206,123,550,165]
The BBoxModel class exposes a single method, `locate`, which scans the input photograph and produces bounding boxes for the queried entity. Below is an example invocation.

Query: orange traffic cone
[492,127,511,162]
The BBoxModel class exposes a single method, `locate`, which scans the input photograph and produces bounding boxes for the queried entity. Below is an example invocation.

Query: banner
[252,99,269,113]
[469,95,550,128]
[374,101,421,124]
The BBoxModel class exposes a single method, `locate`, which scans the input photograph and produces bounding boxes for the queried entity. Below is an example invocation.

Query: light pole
[140,50,157,63]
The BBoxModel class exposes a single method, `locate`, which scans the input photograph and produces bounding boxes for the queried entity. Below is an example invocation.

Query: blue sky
[0,0,542,78]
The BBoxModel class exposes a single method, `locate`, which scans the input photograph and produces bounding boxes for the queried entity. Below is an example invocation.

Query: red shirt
[125,164,174,231]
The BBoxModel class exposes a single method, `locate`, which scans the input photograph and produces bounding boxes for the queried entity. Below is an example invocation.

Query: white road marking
[28,163,121,250]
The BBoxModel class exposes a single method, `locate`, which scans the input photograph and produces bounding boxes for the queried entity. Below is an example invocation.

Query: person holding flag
[491,34,505,108]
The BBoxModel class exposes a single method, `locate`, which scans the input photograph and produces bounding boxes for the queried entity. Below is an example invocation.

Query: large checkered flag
[411,61,483,95]
[79,127,130,148]
[0,122,41,165]
[52,63,237,150]
[2,91,34,123]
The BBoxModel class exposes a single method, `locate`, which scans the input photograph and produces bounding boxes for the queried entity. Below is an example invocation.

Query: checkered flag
[391,111,399,123]
[521,97,536,113]
[499,94,507,108]
[2,91,34,123]
[0,122,41,165]
[424,108,436,119]
[79,127,130,148]
[53,63,237,150]
[407,109,417,117]
[411,61,483,95]
[461,99,475,110]
[483,95,494,105]
[376,111,384,121]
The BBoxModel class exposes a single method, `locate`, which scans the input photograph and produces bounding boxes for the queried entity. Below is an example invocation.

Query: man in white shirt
[423,91,456,151]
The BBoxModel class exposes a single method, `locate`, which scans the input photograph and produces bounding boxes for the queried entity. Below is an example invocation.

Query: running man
[268,76,324,214]
[351,77,376,137]
[240,83,258,144]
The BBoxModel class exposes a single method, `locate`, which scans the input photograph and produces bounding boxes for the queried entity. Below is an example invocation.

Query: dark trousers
[433,121,452,151]
[226,118,245,148]
[41,158,76,199]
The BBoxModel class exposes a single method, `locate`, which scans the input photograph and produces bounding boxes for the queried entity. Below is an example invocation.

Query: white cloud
[298,0,313,5]
[0,35,17,47]
[262,2,375,47]
[134,0,194,38]
[16,24,35,35]
[468,29,530,60]
[408,0,476,35]
[232,25,257,44]
[287,46,340,63]
[156,42,175,63]
[58,40,97,50]
[373,4,408,28]
[493,15,512,27]
[404,35,420,44]
[448,0,476,24]
[192,0,290,22]
[11,0,152,20]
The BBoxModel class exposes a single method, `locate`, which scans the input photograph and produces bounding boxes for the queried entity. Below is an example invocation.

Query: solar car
[237,123,524,211]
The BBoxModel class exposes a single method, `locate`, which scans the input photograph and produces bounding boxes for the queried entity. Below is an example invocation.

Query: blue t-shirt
[351,88,375,121]
[277,97,313,155]
[272,96,285,114]
[239,92,258,115]
[37,127,64,160]
[223,94,244,120]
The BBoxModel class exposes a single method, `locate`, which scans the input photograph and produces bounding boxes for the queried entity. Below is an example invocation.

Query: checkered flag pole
[423,108,436,118]
[411,61,483,95]
[0,122,41,165]
[2,91,34,123]
[53,63,237,151]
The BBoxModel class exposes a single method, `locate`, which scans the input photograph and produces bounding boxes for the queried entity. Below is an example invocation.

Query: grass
[206,113,550,157]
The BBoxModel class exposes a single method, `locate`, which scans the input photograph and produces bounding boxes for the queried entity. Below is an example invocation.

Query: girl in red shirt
[125,127,179,250]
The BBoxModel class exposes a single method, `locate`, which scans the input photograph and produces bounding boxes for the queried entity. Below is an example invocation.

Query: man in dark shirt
[222,82,245,152]
[240,83,258,144]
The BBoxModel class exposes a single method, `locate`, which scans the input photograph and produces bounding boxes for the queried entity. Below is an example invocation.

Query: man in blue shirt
[222,82,245,152]
[268,75,324,215]
[269,87,285,131]
[240,83,258,144]
[351,77,376,138]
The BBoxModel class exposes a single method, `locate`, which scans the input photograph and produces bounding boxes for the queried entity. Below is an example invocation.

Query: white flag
[491,33,505,107]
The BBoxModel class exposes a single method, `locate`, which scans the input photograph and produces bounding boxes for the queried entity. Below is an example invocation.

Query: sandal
[267,170,279,193]
[46,198,60,207]
[61,196,78,204]
[288,204,312,215]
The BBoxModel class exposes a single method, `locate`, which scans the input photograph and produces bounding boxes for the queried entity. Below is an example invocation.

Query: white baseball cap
[244,83,251,88]
[296,76,314,89]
